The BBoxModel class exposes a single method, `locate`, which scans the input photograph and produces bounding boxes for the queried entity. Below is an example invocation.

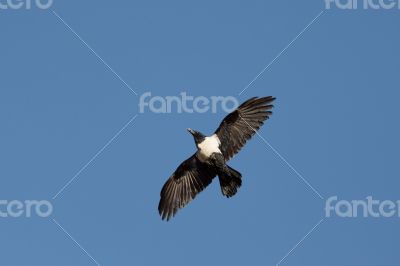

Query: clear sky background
[1,0,399,265]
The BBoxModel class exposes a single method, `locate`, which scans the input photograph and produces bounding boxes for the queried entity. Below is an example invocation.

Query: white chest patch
[196,134,221,162]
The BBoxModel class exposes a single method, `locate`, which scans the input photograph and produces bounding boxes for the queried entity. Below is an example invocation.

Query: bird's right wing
[215,96,275,161]
[158,154,217,221]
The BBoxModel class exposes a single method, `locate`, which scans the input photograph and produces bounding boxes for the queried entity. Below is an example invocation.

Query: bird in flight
[158,96,276,220]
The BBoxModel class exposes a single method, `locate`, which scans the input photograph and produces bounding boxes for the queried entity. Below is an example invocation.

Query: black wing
[158,154,217,221]
[215,96,275,161]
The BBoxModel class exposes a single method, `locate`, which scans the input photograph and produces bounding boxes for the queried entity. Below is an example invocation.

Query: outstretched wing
[158,154,217,221]
[215,96,275,161]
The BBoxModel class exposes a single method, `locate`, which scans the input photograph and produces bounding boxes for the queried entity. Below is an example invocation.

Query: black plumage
[158,154,216,221]
[215,96,275,160]
[158,96,276,221]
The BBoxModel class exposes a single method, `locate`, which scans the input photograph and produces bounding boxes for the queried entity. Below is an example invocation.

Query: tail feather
[219,166,242,198]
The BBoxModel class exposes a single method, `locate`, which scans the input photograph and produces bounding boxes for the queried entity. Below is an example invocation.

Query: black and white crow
[158,96,276,220]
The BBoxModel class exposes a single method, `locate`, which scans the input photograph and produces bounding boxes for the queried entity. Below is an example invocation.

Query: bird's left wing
[215,96,275,161]
[158,154,217,221]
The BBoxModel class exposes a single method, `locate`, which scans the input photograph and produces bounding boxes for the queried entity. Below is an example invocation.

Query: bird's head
[187,128,206,145]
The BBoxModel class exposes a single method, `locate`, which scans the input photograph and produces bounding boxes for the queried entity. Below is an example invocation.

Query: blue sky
[1,0,399,265]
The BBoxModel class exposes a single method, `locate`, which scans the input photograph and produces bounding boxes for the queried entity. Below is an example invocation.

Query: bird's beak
[187,128,195,135]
